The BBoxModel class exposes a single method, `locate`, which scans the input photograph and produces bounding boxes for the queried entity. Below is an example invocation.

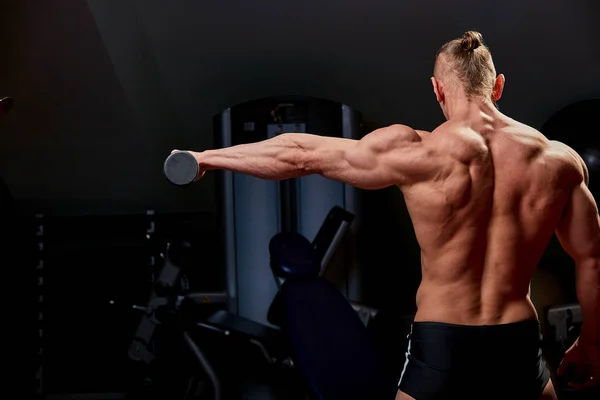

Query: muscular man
[175,31,600,399]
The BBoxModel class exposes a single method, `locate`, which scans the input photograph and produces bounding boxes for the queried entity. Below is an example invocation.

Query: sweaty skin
[403,117,592,328]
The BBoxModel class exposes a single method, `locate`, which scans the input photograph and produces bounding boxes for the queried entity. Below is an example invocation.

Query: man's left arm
[186,124,445,189]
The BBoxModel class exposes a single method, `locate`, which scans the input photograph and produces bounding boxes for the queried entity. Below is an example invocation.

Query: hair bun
[460,31,484,52]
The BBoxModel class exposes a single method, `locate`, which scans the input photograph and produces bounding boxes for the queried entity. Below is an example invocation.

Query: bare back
[404,115,582,325]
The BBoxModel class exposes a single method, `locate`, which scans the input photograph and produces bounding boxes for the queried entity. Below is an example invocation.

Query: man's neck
[446,95,501,122]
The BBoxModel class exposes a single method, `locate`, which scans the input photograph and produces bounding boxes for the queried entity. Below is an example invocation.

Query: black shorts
[397,319,550,400]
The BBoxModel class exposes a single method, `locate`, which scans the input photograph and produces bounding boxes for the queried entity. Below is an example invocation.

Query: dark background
[0,0,598,396]
[3,0,599,319]
[2,0,597,312]
[1,0,598,215]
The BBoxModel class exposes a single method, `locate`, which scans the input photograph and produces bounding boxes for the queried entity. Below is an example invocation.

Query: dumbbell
[163,151,199,186]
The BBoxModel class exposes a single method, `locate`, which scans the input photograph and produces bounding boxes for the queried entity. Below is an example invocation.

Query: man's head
[431,31,505,118]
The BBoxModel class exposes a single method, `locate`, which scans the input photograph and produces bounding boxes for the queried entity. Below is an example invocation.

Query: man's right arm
[555,159,600,345]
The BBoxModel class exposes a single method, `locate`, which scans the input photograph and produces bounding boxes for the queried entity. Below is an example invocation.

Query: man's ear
[492,74,505,101]
[431,77,443,103]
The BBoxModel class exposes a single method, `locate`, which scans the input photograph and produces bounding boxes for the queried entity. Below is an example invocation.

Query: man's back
[403,114,583,326]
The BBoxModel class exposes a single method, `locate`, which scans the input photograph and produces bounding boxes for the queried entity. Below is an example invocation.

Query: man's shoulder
[431,120,455,134]
[385,123,420,135]
[497,120,586,181]
[548,140,581,163]
[548,140,589,183]
[429,121,471,142]
[377,124,423,142]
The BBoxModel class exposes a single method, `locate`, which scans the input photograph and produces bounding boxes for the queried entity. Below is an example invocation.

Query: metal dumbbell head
[164,151,199,186]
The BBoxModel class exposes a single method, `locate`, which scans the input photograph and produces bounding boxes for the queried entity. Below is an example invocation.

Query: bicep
[556,182,600,261]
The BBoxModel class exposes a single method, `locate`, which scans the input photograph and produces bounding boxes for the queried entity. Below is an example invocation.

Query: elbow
[576,256,600,281]
[276,134,315,177]
[295,149,319,176]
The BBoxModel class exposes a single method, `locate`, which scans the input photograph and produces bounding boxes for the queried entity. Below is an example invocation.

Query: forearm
[576,256,600,344]
[197,133,318,180]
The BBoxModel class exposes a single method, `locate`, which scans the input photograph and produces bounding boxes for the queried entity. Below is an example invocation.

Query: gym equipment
[164,151,199,186]
[0,96,13,117]
[127,236,229,399]
[268,228,395,399]
[129,239,193,365]
[213,96,365,325]
[266,206,378,328]
[128,205,389,399]
[546,303,582,345]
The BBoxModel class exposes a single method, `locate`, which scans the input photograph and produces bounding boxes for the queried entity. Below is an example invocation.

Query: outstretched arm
[185,125,445,189]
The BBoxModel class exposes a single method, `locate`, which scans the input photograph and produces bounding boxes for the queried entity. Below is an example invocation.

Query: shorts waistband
[411,318,539,330]
[408,318,541,340]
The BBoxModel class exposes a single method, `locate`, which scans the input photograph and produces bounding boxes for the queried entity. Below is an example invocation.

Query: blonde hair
[434,31,497,99]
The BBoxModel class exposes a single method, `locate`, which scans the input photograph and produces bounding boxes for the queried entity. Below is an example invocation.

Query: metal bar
[221,108,238,314]
[185,292,229,304]
[341,104,362,300]
[183,331,221,400]
[319,220,350,276]
[279,179,298,233]
[196,322,230,335]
